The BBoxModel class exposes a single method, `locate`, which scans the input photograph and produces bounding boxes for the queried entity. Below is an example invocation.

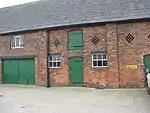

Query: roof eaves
[1,15,150,35]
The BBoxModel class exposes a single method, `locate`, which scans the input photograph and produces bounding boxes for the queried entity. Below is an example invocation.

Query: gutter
[46,30,50,87]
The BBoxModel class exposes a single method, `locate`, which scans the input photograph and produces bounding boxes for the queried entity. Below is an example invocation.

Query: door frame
[68,56,84,86]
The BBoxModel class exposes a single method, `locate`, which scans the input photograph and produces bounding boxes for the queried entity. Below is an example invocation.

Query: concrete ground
[0,85,150,113]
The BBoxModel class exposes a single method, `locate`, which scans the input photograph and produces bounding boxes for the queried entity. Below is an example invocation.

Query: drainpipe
[116,24,120,88]
[46,30,50,87]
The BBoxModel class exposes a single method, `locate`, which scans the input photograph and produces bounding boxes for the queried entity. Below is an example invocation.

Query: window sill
[11,47,24,49]
[92,66,108,68]
[49,67,61,69]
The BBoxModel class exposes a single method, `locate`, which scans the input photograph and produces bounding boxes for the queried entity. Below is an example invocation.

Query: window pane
[57,62,61,67]
[12,38,15,45]
[52,56,57,61]
[56,56,60,61]
[49,56,52,61]
[20,37,23,47]
[49,62,52,67]
[11,38,15,47]
[98,61,102,66]
[16,38,19,47]
[93,61,97,66]
[103,54,107,59]
[53,62,57,67]
[98,54,102,59]
[51,55,60,61]
[93,55,97,59]
[103,60,107,66]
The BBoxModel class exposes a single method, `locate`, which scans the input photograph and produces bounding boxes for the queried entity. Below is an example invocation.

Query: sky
[0,0,39,8]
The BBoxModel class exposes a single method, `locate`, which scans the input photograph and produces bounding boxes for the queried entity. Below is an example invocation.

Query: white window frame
[11,36,24,49]
[49,54,61,68]
[92,52,108,68]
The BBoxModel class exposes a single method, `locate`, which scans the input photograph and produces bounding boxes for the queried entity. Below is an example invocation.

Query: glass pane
[12,38,15,45]
[98,54,102,59]
[56,56,60,61]
[49,62,52,67]
[98,61,102,66]
[11,38,15,47]
[93,61,97,66]
[93,55,97,59]
[20,37,23,47]
[16,38,19,46]
[53,62,57,67]
[103,60,107,66]
[49,56,52,61]
[103,54,107,59]
[57,62,61,67]
[52,56,57,61]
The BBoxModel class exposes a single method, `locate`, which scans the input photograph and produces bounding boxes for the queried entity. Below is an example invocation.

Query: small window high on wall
[11,36,23,48]
[68,30,83,51]
[92,52,107,68]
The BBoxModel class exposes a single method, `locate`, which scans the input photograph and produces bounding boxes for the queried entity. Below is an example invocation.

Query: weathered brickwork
[118,22,150,88]
[49,25,119,88]
[0,21,150,88]
[106,24,119,88]
[49,22,150,88]
[0,31,48,86]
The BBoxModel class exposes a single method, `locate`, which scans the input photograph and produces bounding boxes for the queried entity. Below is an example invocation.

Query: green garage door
[2,59,35,85]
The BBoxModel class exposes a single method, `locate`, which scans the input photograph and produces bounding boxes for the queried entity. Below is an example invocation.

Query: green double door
[69,57,83,86]
[2,59,35,85]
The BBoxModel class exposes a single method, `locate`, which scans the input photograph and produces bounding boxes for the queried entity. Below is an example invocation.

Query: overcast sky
[0,0,39,8]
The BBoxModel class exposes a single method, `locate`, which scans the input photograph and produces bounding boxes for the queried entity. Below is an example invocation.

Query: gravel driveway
[0,85,150,113]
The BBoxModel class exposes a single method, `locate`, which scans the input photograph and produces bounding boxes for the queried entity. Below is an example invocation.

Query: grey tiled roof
[0,0,150,34]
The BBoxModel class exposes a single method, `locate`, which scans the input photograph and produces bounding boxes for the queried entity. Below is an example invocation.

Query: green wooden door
[19,59,35,85]
[2,59,35,85]
[144,55,150,75]
[69,30,83,51]
[69,57,83,86]
[2,60,19,84]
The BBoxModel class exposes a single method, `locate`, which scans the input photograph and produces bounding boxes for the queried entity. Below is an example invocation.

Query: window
[11,36,23,48]
[92,52,107,68]
[49,55,61,68]
[68,30,83,51]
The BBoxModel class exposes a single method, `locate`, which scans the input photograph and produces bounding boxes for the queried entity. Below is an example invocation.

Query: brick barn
[0,0,150,88]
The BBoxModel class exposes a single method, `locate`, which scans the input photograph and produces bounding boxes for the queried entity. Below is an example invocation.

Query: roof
[0,0,150,34]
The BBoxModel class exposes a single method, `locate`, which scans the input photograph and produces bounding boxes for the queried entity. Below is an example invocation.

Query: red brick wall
[118,22,150,88]
[49,25,119,88]
[0,31,48,86]
[106,24,119,88]
[0,21,150,88]
[49,22,150,88]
